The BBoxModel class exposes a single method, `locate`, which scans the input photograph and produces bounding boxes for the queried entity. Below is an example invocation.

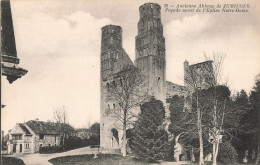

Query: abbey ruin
[100,3,213,149]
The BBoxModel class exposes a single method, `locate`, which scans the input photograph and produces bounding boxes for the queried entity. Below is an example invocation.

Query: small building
[7,120,75,154]
[76,128,92,139]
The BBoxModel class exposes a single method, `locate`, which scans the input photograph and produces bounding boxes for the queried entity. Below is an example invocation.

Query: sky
[2,0,260,133]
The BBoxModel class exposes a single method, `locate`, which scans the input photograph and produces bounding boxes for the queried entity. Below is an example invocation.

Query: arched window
[157,77,161,90]
[106,82,110,89]
[113,103,116,112]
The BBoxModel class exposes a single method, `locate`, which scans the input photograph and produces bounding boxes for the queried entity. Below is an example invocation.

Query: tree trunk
[122,110,127,157]
[255,146,260,164]
[191,146,195,161]
[197,91,204,165]
[212,140,219,165]
[198,110,205,165]
[199,131,204,165]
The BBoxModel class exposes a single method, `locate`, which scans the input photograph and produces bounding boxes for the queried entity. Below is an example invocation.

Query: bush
[88,135,100,146]
[2,157,25,165]
[63,136,89,150]
[39,146,64,154]
[217,141,238,164]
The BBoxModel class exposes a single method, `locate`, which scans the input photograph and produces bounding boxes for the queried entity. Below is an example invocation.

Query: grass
[49,154,152,165]
[49,154,256,165]
[1,156,25,165]
[189,161,255,165]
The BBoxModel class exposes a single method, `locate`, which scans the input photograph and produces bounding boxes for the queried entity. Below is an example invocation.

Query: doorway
[13,144,16,153]
[20,144,22,153]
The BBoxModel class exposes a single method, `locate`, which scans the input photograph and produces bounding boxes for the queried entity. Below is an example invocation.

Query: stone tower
[100,25,133,149]
[134,3,166,103]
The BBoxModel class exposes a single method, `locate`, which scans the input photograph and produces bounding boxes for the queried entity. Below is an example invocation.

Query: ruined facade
[100,3,213,149]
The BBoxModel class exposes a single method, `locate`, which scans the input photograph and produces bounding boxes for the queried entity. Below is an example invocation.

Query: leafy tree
[131,98,168,162]
[217,140,238,164]
[232,90,253,163]
[90,122,100,136]
[89,122,100,145]
[249,74,260,164]
[167,95,197,161]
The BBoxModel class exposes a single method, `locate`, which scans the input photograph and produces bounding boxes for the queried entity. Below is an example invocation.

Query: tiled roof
[26,120,75,135]
[18,123,31,135]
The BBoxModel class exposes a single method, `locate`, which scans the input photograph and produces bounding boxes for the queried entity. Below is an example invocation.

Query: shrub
[63,136,89,150]
[2,157,25,165]
[88,135,100,146]
[39,146,64,154]
[217,141,238,164]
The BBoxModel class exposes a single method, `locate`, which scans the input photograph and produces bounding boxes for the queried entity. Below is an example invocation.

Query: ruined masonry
[100,3,213,149]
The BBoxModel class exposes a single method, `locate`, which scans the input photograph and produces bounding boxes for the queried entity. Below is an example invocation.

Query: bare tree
[106,66,148,156]
[182,53,226,165]
[53,106,68,146]
[201,53,249,165]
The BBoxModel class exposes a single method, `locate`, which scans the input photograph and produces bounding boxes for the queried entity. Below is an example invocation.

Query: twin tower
[100,3,166,149]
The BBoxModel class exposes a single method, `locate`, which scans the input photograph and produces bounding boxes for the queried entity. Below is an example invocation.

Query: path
[7,146,102,165]
[7,147,190,165]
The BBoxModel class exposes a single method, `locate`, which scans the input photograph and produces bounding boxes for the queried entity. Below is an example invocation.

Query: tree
[200,86,251,165]
[106,66,148,156]
[184,53,237,165]
[184,54,219,165]
[89,122,100,145]
[167,95,197,161]
[249,74,260,164]
[53,106,68,146]
[131,98,168,162]
[232,90,253,163]
[90,122,100,136]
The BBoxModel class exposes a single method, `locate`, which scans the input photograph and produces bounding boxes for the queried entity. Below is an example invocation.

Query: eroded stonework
[100,3,213,149]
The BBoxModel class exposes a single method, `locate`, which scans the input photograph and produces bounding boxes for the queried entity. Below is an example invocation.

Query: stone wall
[34,134,60,152]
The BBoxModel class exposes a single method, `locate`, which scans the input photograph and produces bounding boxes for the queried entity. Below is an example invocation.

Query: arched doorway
[111,128,119,148]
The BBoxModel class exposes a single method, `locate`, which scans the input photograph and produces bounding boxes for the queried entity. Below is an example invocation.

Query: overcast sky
[2,0,260,132]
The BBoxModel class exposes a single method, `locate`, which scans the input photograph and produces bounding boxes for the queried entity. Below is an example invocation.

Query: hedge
[39,146,64,154]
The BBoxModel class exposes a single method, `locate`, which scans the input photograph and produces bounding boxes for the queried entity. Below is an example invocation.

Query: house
[76,128,92,139]
[7,120,75,154]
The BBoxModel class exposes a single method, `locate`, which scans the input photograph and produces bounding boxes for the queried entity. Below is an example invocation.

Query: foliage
[231,90,254,162]
[88,122,100,146]
[167,95,197,142]
[90,122,100,136]
[1,157,25,165]
[88,135,100,146]
[49,154,151,165]
[39,146,64,154]
[63,136,88,150]
[130,98,168,162]
[249,74,260,164]
[217,141,238,164]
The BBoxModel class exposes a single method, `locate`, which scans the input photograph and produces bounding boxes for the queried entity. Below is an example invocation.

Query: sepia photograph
[1,0,260,164]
